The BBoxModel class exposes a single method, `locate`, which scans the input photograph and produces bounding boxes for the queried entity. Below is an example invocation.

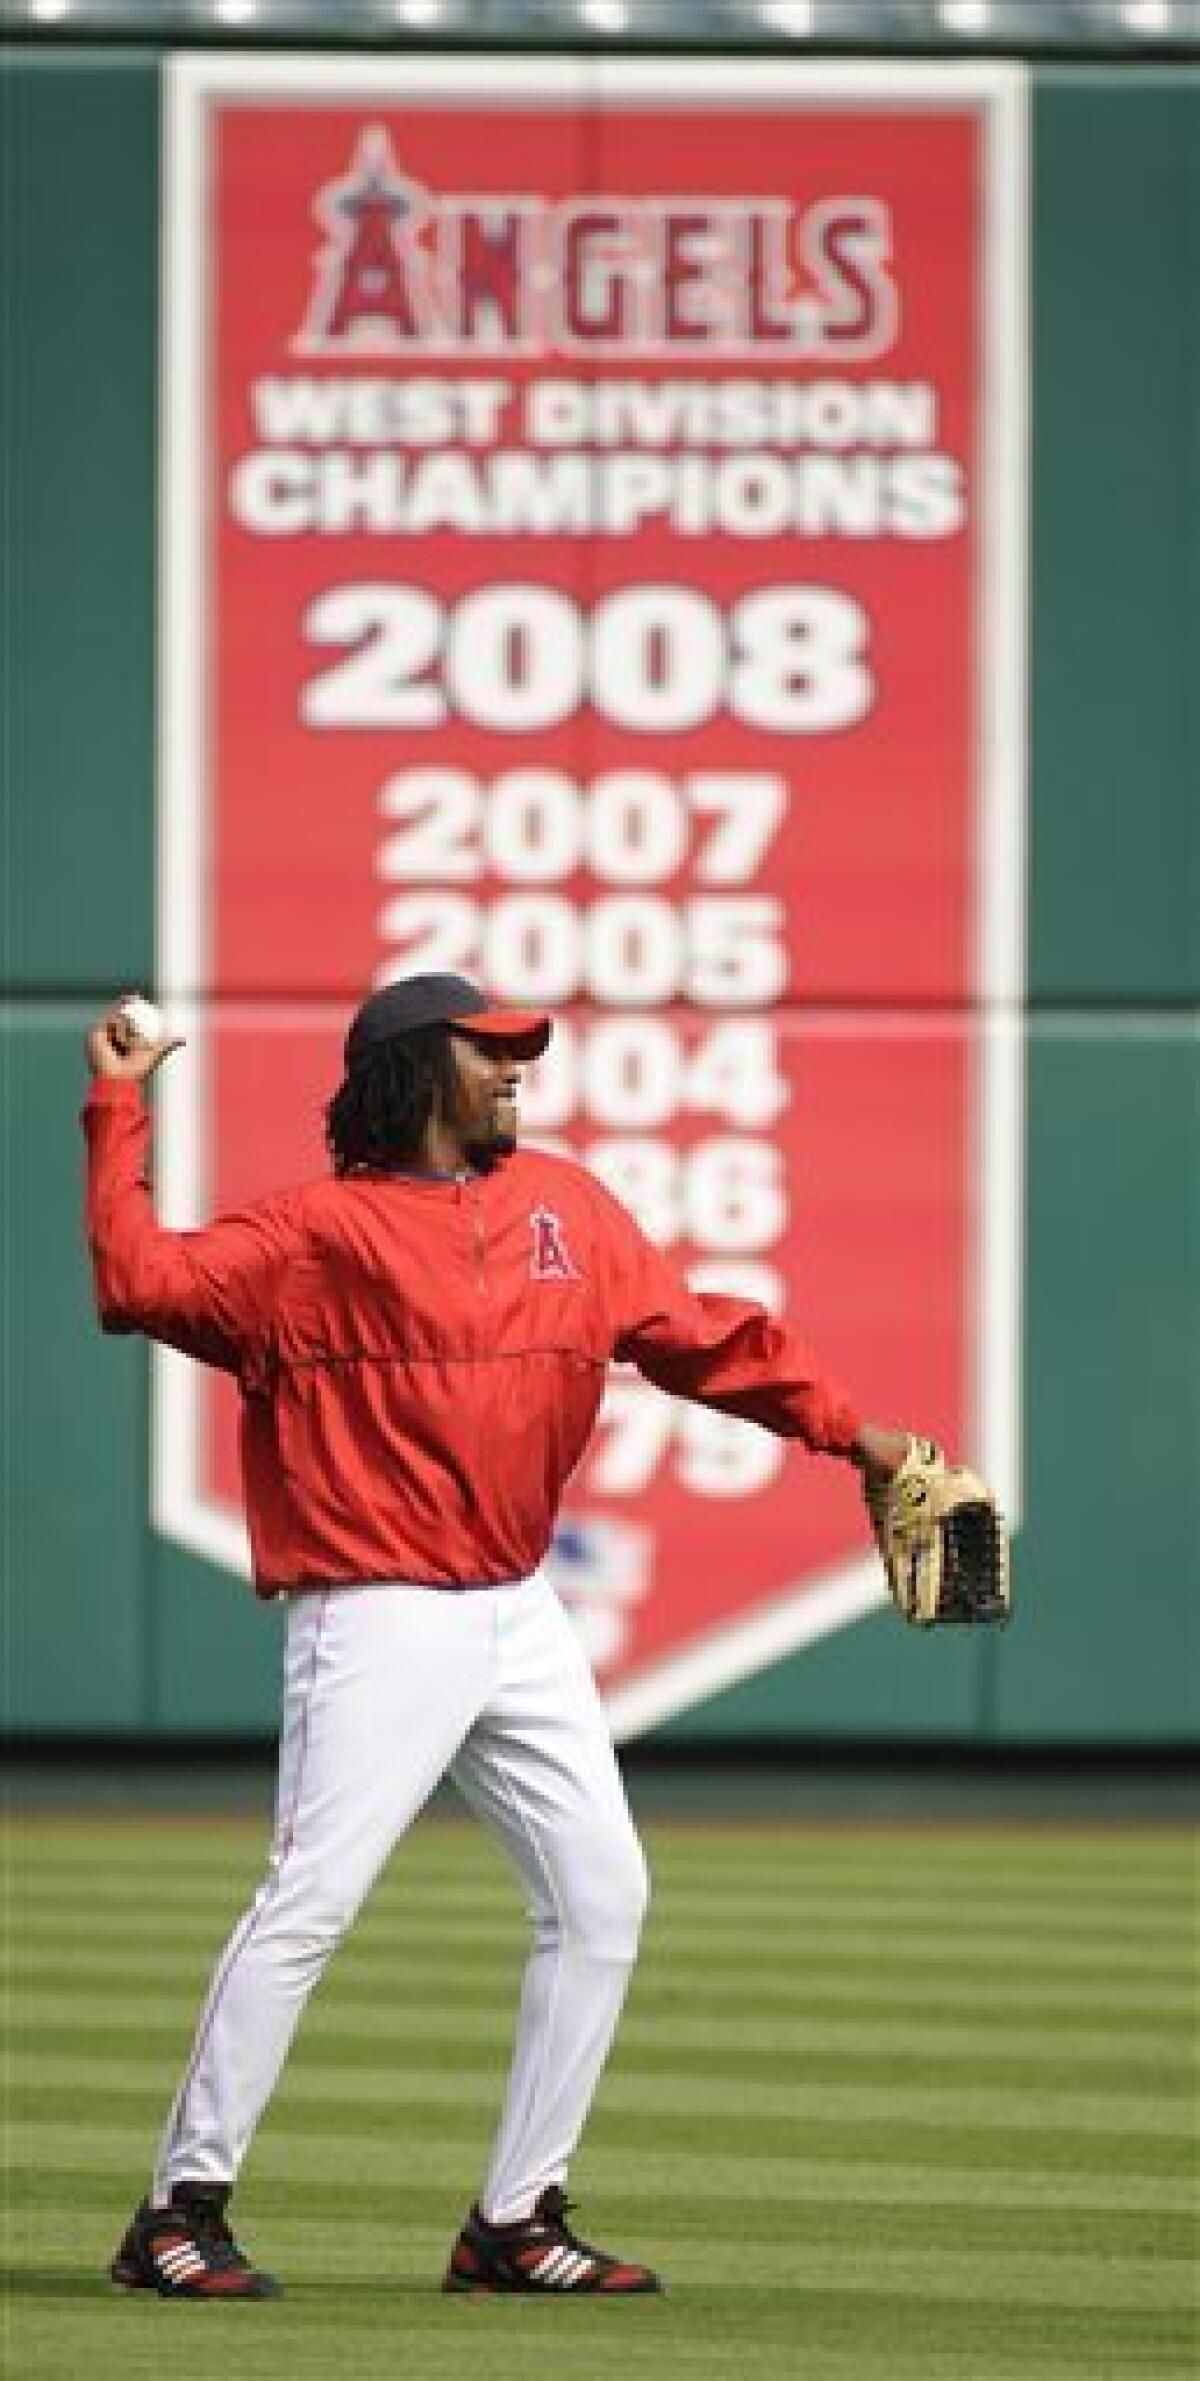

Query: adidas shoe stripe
[530,2246,595,2289]
[156,2246,206,2281]
[530,2246,567,2283]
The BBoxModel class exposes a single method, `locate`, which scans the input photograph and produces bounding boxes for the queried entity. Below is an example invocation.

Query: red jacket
[83,1079,862,1595]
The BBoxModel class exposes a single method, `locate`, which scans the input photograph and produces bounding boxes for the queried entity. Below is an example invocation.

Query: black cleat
[109,2182,282,2299]
[443,2183,663,2295]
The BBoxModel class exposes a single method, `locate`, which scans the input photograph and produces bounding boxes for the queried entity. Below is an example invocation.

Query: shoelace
[173,2203,247,2269]
[536,2190,594,2258]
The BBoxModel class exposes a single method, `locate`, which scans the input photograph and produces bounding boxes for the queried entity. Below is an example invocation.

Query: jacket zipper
[459,1175,487,1295]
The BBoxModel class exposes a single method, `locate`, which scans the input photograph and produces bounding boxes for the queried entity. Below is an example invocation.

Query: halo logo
[301,128,435,347]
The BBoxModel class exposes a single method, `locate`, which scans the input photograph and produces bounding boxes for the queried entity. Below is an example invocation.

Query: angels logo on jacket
[529,1208,579,1283]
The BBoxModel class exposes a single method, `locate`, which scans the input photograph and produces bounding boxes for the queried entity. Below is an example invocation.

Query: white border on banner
[156,52,1028,1728]
[972,81,1028,1536]
[156,61,218,1568]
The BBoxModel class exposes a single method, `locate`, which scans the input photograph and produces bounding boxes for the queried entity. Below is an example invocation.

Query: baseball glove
[864,1438,1010,1627]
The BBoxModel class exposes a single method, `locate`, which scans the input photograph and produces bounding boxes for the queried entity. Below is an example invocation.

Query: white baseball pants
[151,1574,649,2224]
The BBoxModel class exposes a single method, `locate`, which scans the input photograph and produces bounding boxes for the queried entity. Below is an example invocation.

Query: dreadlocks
[325,1025,459,1176]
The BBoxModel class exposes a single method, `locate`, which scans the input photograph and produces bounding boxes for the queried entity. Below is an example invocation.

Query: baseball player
[84,972,915,2300]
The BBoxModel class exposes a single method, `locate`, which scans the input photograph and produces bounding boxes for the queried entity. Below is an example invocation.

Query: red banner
[159,58,1025,1731]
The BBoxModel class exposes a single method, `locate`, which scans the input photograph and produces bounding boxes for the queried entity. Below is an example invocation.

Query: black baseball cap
[345,974,552,1070]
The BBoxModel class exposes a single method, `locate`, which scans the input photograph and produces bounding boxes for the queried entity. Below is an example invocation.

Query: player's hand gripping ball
[88,994,183,1082]
[117,994,167,1047]
[864,1438,1011,1626]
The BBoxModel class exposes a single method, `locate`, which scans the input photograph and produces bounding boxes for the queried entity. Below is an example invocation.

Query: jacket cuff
[817,1397,864,1457]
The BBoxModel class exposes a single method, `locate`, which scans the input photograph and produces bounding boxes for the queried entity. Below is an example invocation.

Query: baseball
[118,994,167,1047]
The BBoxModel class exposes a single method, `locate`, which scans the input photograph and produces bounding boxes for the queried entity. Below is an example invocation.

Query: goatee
[463,1130,515,1171]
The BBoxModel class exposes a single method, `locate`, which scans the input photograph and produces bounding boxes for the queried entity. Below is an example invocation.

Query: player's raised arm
[82,998,302,1375]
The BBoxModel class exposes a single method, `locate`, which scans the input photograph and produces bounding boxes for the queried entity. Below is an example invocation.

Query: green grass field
[3,1814,1196,2380]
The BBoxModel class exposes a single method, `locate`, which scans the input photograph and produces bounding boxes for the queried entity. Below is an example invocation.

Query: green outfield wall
[2,54,1196,1744]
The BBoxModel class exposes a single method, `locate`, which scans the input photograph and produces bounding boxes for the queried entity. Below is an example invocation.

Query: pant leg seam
[153,1589,330,2195]
[469,1750,568,2219]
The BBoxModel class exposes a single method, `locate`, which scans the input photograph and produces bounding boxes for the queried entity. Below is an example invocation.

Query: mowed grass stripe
[10,1869,1193,1950]
[11,1901,1195,1967]
[12,2034,1196,2120]
[7,2040,1192,2143]
[9,1990,1194,2097]
[10,2148,1197,2231]
[3,2301,1192,2381]
[12,1940,1195,2014]
[9,1944,1196,2027]
[11,2028,1200,2142]
[14,2058,1192,2185]
[12,1830,1192,1897]
[9,1974,1191,2073]
[11,1987,1198,2076]
[7,1990,1190,2085]
[10,1812,1192,1856]
[11,1909,1194,1982]
[4,2294,1193,2381]
[11,2057,1198,2136]
[11,1864,1194,1927]
[10,1839,1194,1897]
[10,1941,1196,2014]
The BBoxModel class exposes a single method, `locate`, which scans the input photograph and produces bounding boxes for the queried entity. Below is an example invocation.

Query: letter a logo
[530,1207,579,1282]
[302,127,428,349]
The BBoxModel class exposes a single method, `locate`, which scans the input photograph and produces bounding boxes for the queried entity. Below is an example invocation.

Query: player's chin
[490,1097,519,1149]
